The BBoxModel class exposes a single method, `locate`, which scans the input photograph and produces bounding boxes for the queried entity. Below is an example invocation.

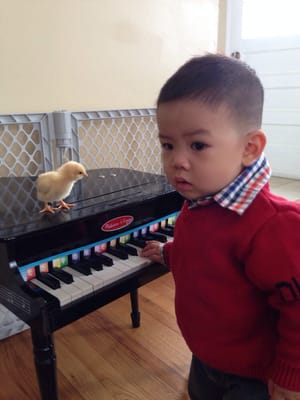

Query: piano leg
[30,315,58,400]
[130,289,140,328]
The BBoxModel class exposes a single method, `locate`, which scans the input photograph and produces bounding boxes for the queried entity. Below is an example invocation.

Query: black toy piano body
[0,168,183,400]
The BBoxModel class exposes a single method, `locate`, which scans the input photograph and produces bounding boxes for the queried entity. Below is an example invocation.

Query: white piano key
[64,266,104,291]
[102,253,136,271]
[55,280,83,302]
[116,250,151,270]
[124,254,151,271]
[47,271,84,301]
[92,265,126,286]
[31,279,70,307]
[103,252,151,274]
[63,267,94,296]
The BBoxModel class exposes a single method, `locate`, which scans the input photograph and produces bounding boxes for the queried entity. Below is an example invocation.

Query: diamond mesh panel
[71,109,162,174]
[0,114,52,338]
[0,176,38,231]
[0,114,53,177]
[0,304,29,340]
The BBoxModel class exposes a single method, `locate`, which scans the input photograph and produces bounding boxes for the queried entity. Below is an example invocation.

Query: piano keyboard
[19,214,176,309]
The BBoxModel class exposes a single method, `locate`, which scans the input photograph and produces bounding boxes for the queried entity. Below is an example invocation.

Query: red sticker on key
[101,215,134,232]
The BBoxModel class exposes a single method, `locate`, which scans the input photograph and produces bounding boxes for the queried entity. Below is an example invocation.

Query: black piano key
[94,253,114,266]
[140,234,156,241]
[117,243,138,256]
[90,264,103,271]
[68,262,92,275]
[106,246,129,260]
[49,268,74,284]
[141,233,167,243]
[37,273,61,289]
[146,232,167,243]
[158,226,174,237]
[83,258,103,271]
[129,237,146,248]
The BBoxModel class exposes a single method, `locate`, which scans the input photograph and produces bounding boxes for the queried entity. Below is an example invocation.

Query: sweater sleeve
[162,241,173,267]
[245,209,300,391]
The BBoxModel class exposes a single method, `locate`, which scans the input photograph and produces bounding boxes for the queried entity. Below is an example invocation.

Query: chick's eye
[192,142,206,151]
[161,142,173,150]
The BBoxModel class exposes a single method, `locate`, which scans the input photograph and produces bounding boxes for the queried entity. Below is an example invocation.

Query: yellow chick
[37,161,88,214]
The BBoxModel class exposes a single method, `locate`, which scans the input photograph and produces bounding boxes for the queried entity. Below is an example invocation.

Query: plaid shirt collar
[188,154,271,215]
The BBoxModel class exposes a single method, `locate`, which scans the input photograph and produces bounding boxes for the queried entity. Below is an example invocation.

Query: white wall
[0,0,219,113]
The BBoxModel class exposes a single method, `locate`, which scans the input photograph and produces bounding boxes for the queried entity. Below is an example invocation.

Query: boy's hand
[269,380,300,400]
[140,240,164,264]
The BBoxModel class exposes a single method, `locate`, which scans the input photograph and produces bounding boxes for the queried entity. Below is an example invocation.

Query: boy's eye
[161,142,173,150]
[191,142,206,151]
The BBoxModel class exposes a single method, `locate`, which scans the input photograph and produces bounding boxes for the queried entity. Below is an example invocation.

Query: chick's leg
[57,200,75,210]
[40,203,56,214]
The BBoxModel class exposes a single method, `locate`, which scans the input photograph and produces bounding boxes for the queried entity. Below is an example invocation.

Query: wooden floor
[0,274,191,400]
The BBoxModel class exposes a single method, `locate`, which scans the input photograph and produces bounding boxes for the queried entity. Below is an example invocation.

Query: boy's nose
[172,152,190,169]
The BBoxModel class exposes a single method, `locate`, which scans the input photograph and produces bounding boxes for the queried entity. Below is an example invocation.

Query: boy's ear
[242,130,267,166]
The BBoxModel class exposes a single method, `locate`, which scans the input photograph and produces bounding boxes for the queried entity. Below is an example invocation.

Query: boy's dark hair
[157,53,264,131]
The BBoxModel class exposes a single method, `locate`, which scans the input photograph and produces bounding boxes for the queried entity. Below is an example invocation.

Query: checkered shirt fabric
[188,154,271,215]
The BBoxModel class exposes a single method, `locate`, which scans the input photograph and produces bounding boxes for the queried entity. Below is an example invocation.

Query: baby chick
[37,161,88,214]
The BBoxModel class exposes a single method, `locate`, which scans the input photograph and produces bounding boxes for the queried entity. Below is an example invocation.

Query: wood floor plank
[0,330,40,400]
[0,274,191,400]
[99,293,190,368]
[63,314,187,399]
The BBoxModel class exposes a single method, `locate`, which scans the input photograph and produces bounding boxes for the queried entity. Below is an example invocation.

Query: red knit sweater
[164,185,300,391]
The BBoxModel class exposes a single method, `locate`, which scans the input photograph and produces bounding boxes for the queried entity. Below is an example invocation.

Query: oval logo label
[101,215,134,232]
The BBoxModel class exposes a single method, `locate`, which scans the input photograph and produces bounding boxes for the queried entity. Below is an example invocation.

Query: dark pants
[188,355,269,400]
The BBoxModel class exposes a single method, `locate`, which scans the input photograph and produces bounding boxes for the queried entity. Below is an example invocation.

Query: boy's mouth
[174,177,192,190]
[175,177,188,183]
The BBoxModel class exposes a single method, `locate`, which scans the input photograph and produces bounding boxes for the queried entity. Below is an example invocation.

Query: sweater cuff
[270,358,300,391]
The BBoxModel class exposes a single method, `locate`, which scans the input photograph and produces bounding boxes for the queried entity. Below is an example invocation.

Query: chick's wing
[36,171,58,201]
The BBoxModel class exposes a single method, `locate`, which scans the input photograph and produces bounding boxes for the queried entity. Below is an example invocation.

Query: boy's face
[157,99,250,200]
